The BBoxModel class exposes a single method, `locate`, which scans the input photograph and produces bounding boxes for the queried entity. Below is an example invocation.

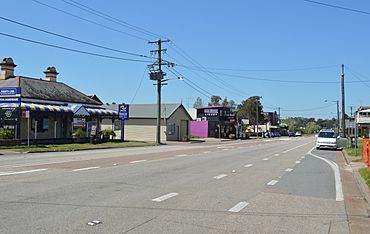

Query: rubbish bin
[350,136,356,148]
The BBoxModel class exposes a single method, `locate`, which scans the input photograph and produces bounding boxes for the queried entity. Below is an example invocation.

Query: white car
[316,130,346,150]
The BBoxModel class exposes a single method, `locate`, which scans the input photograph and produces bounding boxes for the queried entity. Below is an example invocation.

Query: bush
[73,128,86,138]
[101,129,116,139]
[0,128,14,139]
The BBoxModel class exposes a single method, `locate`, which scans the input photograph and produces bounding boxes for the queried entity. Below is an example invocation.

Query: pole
[256,98,259,138]
[148,39,170,145]
[336,100,340,134]
[121,120,125,142]
[27,115,30,147]
[341,64,346,137]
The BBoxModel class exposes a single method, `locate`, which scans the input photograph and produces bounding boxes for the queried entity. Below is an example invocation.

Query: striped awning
[21,103,73,113]
[87,108,118,116]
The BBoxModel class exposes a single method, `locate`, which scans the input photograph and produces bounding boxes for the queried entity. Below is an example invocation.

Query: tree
[193,97,203,108]
[222,97,229,106]
[237,96,264,132]
[208,95,221,106]
[306,121,320,134]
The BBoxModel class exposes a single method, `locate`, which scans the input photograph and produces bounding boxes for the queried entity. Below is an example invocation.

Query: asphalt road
[0,137,350,233]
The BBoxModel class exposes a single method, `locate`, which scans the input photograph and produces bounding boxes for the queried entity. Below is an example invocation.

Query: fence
[362,138,370,166]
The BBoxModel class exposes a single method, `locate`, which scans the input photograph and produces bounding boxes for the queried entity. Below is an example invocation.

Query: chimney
[44,66,59,82]
[0,57,17,80]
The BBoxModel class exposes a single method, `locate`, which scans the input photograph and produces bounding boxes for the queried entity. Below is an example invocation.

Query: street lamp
[324,100,340,134]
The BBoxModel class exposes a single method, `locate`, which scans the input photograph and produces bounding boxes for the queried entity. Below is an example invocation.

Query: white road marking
[213,174,228,179]
[72,167,100,172]
[222,149,229,151]
[308,147,344,201]
[267,180,279,185]
[203,151,211,154]
[263,158,269,161]
[274,154,280,157]
[130,160,147,163]
[301,156,305,159]
[282,142,311,154]
[244,164,253,168]
[295,161,301,164]
[152,193,178,202]
[0,168,48,176]
[228,201,249,212]
[285,168,293,172]
[175,154,188,157]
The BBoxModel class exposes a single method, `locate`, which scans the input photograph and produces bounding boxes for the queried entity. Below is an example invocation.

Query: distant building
[103,103,192,141]
[356,106,370,137]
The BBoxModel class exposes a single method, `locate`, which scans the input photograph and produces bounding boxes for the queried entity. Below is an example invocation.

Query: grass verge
[359,167,370,188]
[344,139,362,159]
[0,141,156,153]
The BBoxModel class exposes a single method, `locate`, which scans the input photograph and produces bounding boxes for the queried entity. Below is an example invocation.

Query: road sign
[118,104,129,120]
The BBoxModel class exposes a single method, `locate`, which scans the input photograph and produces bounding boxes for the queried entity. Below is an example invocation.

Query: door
[180,120,188,139]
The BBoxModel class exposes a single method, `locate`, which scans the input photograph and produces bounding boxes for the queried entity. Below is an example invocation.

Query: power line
[30,0,149,41]
[303,0,370,16]
[0,32,150,63]
[346,66,370,89]
[0,16,154,59]
[130,68,148,104]
[282,104,334,112]
[176,64,339,72]
[61,0,165,39]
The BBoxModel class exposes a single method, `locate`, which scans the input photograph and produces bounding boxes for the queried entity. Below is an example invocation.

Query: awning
[87,108,118,116]
[21,103,73,113]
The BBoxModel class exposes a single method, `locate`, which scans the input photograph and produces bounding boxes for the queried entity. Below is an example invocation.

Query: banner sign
[0,87,21,96]
[118,103,129,120]
[0,97,21,103]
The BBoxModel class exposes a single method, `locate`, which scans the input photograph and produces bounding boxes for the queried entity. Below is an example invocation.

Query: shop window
[32,116,49,132]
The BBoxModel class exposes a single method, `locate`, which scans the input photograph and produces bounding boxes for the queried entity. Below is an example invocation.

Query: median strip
[0,168,48,176]
[152,193,178,202]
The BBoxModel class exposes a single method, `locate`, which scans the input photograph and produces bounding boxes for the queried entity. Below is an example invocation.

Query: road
[0,137,352,233]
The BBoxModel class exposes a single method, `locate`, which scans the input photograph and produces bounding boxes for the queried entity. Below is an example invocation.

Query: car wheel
[316,147,320,150]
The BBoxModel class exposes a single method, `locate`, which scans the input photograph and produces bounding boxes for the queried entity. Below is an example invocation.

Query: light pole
[256,96,262,138]
[325,100,339,134]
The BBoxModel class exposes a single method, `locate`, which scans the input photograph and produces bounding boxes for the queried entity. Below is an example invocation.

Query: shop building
[0,57,117,144]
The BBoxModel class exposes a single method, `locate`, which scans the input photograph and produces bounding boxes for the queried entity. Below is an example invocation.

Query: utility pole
[277,107,281,125]
[341,64,346,137]
[148,39,170,145]
[336,100,340,134]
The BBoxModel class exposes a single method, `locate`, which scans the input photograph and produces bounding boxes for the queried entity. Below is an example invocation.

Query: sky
[0,0,370,119]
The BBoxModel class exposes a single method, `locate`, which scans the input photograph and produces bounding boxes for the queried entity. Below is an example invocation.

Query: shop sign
[0,97,21,103]
[0,107,19,121]
[0,87,21,96]
[118,103,129,120]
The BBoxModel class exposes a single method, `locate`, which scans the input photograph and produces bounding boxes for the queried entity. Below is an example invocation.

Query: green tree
[237,96,264,132]
[193,97,203,108]
[306,121,320,134]
[208,95,221,106]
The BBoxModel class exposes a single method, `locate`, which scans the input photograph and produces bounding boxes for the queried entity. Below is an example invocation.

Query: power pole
[277,107,281,125]
[341,64,346,137]
[148,39,170,145]
[336,100,340,134]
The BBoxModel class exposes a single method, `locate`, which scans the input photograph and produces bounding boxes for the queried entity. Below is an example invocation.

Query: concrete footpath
[339,151,370,233]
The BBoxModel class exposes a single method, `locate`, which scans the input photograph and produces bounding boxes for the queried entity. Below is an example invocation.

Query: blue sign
[0,87,21,96]
[118,104,129,120]
[0,97,21,103]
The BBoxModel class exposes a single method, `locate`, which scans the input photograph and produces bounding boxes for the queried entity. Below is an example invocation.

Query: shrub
[73,128,86,138]
[0,128,14,139]
[101,129,116,138]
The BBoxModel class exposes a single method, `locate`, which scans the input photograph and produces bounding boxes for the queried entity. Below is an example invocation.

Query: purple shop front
[190,120,208,138]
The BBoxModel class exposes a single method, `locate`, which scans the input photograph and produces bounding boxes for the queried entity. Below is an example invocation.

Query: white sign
[25,110,30,118]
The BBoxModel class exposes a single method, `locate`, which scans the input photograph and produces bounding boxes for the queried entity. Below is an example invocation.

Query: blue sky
[1,0,369,119]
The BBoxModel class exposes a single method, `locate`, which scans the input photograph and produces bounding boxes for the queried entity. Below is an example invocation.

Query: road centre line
[152,193,178,202]
[267,180,279,185]
[72,167,100,172]
[307,147,344,201]
[213,174,228,179]
[282,142,311,154]
[285,168,293,172]
[175,154,188,157]
[295,161,301,164]
[0,168,48,176]
[274,154,280,156]
[130,160,147,163]
[228,201,249,212]
[262,158,269,161]
[244,164,253,168]
[203,151,211,154]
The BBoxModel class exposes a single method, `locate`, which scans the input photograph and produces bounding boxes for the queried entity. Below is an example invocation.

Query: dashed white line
[0,168,48,176]
[203,151,211,154]
[152,193,178,202]
[274,154,280,157]
[175,154,188,157]
[267,180,279,185]
[72,167,100,172]
[213,174,228,179]
[295,161,301,164]
[262,158,269,161]
[244,164,253,168]
[301,156,305,159]
[228,201,249,212]
[285,168,293,172]
[130,160,147,164]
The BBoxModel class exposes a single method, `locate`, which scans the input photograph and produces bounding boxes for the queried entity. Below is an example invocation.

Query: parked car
[288,132,296,137]
[295,131,302,137]
[316,129,347,150]
[274,132,281,137]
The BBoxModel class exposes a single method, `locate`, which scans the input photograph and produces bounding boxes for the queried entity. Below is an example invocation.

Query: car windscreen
[318,132,336,138]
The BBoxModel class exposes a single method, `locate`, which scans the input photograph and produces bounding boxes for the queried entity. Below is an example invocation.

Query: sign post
[118,104,129,142]
[26,110,30,147]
